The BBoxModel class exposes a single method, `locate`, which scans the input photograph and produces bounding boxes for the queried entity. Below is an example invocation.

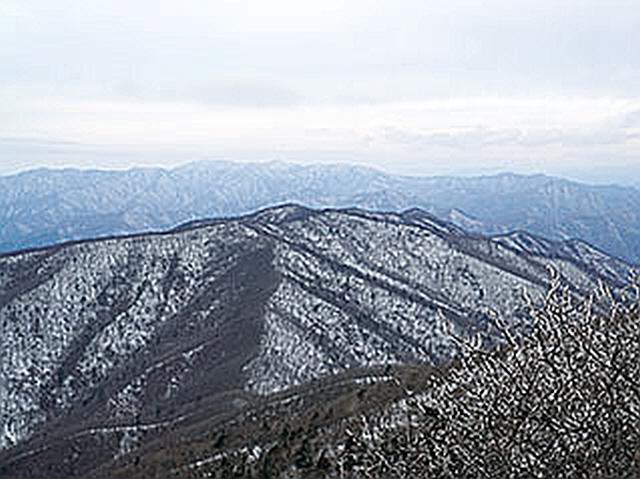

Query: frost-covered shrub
[339,272,640,478]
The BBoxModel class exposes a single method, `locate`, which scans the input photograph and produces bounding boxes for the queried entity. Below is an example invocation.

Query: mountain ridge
[3,162,640,262]
[1,204,635,472]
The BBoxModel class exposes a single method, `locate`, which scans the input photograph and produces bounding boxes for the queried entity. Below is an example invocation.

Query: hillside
[0,205,634,477]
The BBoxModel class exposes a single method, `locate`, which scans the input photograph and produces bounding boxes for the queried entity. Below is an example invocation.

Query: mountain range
[2,161,640,263]
[0,204,634,478]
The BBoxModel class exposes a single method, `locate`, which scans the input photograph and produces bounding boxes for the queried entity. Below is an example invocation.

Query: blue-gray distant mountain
[2,161,640,262]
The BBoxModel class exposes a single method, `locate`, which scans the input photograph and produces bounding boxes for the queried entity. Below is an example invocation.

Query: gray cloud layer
[4,0,639,104]
[1,0,639,178]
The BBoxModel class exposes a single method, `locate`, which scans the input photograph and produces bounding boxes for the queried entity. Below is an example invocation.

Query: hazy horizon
[2,155,640,188]
[2,0,639,182]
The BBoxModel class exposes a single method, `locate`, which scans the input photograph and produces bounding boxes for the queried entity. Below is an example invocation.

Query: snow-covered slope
[0,205,633,476]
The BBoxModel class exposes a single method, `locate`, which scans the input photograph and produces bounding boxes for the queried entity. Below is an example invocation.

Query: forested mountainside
[0,204,634,478]
[3,162,640,262]
[89,281,639,479]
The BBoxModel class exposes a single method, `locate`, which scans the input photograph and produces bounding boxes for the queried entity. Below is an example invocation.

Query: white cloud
[622,110,640,128]
[1,0,640,178]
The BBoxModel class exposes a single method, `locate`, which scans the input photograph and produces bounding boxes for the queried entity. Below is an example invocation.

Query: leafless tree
[337,272,640,478]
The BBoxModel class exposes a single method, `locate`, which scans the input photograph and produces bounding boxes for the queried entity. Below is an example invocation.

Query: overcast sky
[2,0,640,181]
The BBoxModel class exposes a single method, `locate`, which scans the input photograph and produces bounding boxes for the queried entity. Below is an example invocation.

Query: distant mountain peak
[2,161,640,263]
